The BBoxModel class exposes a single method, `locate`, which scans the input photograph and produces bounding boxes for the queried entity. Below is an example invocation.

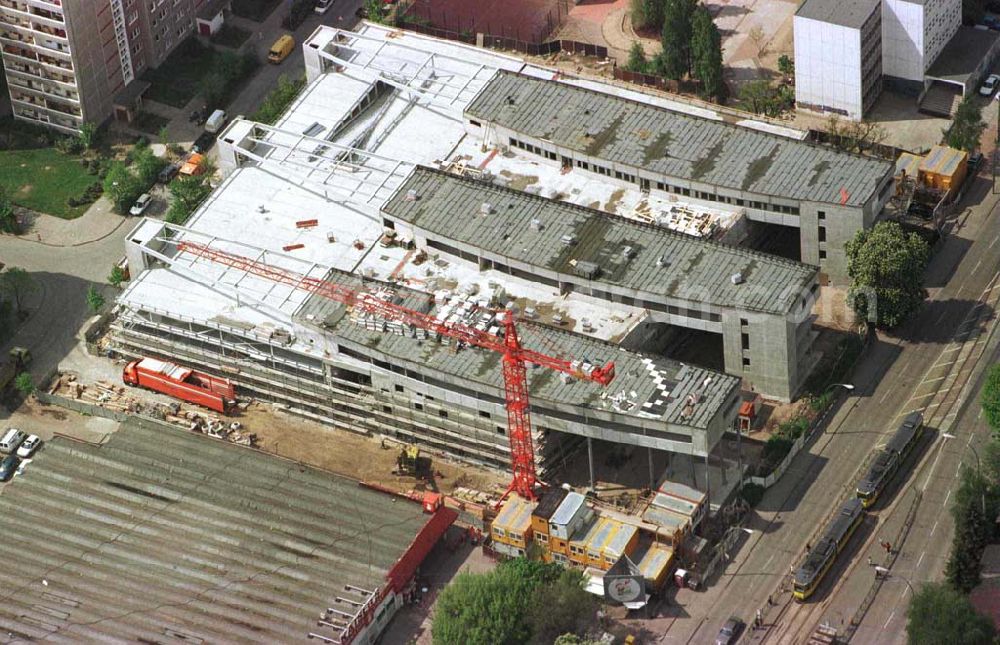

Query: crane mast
[176,240,615,499]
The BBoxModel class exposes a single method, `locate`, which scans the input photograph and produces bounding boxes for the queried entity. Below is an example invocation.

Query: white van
[0,428,26,454]
[204,109,227,134]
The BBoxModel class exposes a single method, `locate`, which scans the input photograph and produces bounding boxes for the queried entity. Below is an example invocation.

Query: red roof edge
[387,506,458,592]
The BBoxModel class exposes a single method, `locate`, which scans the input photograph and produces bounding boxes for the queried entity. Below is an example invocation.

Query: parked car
[0,454,18,482]
[180,152,207,176]
[192,132,216,155]
[969,151,984,172]
[0,428,26,454]
[983,14,1000,29]
[188,106,208,125]
[204,109,227,134]
[268,34,295,64]
[129,193,153,216]
[15,435,40,459]
[314,0,333,13]
[715,617,744,645]
[158,162,180,184]
[980,74,1000,96]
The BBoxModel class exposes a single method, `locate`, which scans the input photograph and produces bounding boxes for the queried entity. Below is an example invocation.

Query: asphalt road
[666,173,1000,644]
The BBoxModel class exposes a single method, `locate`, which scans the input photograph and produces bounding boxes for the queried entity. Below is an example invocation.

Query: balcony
[0,29,30,43]
[28,5,62,25]
[36,52,71,70]
[13,107,80,135]
[0,1,28,17]
[35,37,69,54]
[0,11,31,28]
[2,43,36,61]
[32,22,64,39]
[8,77,77,102]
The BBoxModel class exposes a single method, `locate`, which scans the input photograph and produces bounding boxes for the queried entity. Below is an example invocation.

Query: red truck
[122,357,235,414]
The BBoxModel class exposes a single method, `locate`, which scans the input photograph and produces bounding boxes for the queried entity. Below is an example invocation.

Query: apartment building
[0,0,213,134]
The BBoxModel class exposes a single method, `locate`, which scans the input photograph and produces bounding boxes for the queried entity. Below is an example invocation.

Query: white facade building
[795,0,961,119]
[794,0,883,120]
[883,0,961,87]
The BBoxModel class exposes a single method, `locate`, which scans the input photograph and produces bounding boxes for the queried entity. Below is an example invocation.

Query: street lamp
[828,383,855,394]
[873,565,916,595]
[943,433,985,514]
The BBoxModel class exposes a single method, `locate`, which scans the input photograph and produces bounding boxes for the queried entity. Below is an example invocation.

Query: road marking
[880,388,892,404]
[980,408,984,420]
[884,611,895,629]
[944,490,952,506]
[936,309,950,325]
[991,234,1000,248]
[917,551,925,568]
[973,259,984,276]
[931,520,939,535]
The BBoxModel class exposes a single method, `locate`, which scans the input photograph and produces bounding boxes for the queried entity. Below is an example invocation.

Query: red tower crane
[176,241,616,500]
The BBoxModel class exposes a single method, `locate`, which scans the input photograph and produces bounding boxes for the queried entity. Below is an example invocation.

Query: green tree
[167,173,212,224]
[158,125,170,147]
[432,558,566,645]
[0,184,18,234]
[86,285,105,313]
[946,466,1000,592]
[108,265,127,288]
[778,54,794,77]
[554,635,604,645]
[982,364,1000,433]
[947,95,986,152]
[133,145,167,188]
[690,5,725,101]
[252,75,307,125]
[78,122,96,150]
[526,568,596,645]
[1,267,37,316]
[739,80,779,115]
[659,0,696,79]
[845,221,929,329]
[14,372,33,396]
[103,161,144,213]
[631,0,665,30]
[626,42,649,73]
[907,581,995,645]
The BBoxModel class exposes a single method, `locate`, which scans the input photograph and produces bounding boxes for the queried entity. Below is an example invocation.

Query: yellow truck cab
[268,34,294,64]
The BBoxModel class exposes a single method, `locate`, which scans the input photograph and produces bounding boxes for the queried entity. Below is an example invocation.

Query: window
[469,119,481,127]
[439,409,448,418]
[414,403,423,411]
[395,384,404,393]
[740,317,749,327]
[496,426,506,435]
[382,405,392,413]
[742,357,751,367]
[536,533,549,543]
[741,333,750,351]
[818,226,826,243]
[818,211,826,220]
[479,410,491,419]
[819,250,827,260]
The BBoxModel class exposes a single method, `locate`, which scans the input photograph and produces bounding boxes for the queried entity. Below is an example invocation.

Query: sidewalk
[15,196,127,248]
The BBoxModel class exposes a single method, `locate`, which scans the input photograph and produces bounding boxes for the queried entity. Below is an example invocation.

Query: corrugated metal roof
[384,168,818,316]
[466,72,892,208]
[551,491,587,526]
[296,269,740,432]
[0,420,434,642]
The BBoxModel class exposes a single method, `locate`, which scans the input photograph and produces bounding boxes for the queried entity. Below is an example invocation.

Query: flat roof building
[111,22,885,501]
[0,419,455,644]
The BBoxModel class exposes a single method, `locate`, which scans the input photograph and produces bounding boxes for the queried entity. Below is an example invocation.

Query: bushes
[759,416,811,476]
[66,182,103,208]
[740,482,765,507]
[252,75,306,124]
[282,0,313,29]
[167,173,212,224]
[200,50,259,109]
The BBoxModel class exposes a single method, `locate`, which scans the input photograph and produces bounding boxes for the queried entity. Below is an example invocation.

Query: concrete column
[648,447,655,490]
[588,437,595,491]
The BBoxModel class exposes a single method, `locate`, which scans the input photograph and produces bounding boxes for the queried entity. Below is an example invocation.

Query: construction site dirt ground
[241,403,508,497]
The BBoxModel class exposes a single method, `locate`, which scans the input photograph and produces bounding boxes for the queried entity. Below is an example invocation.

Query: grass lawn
[0,148,93,219]
[232,0,282,22]
[141,39,217,108]
[132,111,171,135]
[211,23,252,49]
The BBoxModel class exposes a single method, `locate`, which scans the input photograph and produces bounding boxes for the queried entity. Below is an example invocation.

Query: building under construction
[107,22,882,497]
